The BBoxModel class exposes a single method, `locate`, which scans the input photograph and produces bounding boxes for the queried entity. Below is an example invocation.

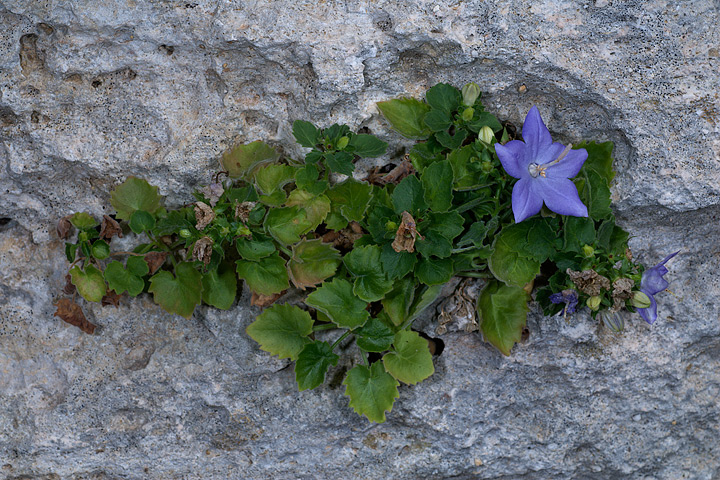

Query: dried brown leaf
[53,298,97,334]
[251,291,284,308]
[391,211,422,253]
[99,215,123,240]
[611,277,635,312]
[62,273,76,295]
[566,269,611,296]
[192,236,214,266]
[102,290,122,308]
[234,201,256,223]
[144,251,168,274]
[366,156,415,186]
[194,202,215,230]
[56,215,72,240]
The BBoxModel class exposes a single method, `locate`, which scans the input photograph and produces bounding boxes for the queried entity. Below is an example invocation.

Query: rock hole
[417,330,445,356]
[159,44,174,55]
[31,111,40,123]
[91,79,102,88]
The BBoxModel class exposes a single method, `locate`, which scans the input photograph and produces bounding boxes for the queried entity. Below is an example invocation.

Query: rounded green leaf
[286,190,331,233]
[348,134,387,158]
[70,212,98,229]
[355,316,396,353]
[477,280,529,356]
[104,260,145,297]
[392,175,427,215]
[295,341,339,391]
[110,177,162,221]
[421,160,453,212]
[382,330,434,385]
[305,278,369,329]
[288,239,341,289]
[488,226,541,287]
[292,120,320,148]
[70,265,107,303]
[129,210,156,234]
[325,179,373,223]
[148,262,202,318]
[264,206,312,245]
[344,245,393,302]
[343,362,400,423]
[126,256,149,277]
[201,262,238,310]
[235,234,276,261]
[415,256,453,286]
[91,240,110,260]
[376,97,432,139]
[425,83,462,114]
[221,140,279,179]
[236,252,289,296]
[246,303,313,360]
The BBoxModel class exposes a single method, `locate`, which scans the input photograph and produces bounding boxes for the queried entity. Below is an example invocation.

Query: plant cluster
[55,82,677,422]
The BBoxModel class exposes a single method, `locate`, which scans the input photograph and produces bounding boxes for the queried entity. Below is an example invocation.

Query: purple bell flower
[549,289,579,315]
[637,251,679,324]
[496,106,589,223]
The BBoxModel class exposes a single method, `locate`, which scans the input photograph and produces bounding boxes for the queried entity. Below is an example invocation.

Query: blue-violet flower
[496,106,589,223]
[637,251,679,324]
[549,289,579,315]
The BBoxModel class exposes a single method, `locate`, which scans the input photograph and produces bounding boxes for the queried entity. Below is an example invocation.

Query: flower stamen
[527,143,573,178]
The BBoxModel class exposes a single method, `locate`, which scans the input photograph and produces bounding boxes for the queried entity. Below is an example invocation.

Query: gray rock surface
[1,0,719,479]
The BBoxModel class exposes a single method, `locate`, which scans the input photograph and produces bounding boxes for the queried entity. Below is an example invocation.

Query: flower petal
[496,140,528,179]
[533,142,566,167]
[538,177,588,218]
[521,106,552,160]
[637,291,658,324]
[640,251,679,295]
[511,177,543,223]
[545,147,588,179]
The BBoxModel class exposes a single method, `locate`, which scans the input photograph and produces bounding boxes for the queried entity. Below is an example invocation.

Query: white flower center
[528,144,573,178]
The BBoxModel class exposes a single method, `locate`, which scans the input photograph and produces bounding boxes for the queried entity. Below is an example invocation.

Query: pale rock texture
[1,1,719,479]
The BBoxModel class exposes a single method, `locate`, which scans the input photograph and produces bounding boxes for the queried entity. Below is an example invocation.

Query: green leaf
[264,206,312,245]
[478,280,529,356]
[467,112,503,133]
[148,262,202,318]
[258,189,287,206]
[380,243,417,280]
[577,141,615,184]
[348,134,387,158]
[457,222,490,247]
[575,169,612,220]
[344,245,393,302]
[356,316,396,352]
[104,260,145,297]
[70,212,98,229]
[201,262,237,310]
[324,151,355,176]
[563,216,596,253]
[435,128,468,150]
[292,120,320,148]
[325,179,373,223]
[376,97,432,139]
[286,190,331,232]
[392,175,427,215]
[235,233,276,261]
[422,109,452,132]
[407,284,444,322]
[221,141,279,179]
[110,177,162,221]
[153,209,193,236]
[488,225,541,287]
[305,278,370,329]
[421,160,453,212]
[295,164,328,195]
[254,164,296,195]
[295,341,339,391]
[91,240,110,260]
[236,252,289,295]
[420,211,465,241]
[425,83,462,114]
[382,330,434,385]
[65,243,77,263]
[343,362,400,423]
[415,256,453,285]
[415,230,453,259]
[524,217,560,262]
[287,239,341,289]
[129,210,156,234]
[246,303,313,360]
[126,256,149,276]
[381,277,414,327]
[70,265,107,302]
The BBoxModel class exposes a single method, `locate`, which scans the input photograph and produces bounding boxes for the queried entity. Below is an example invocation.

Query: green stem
[457,271,491,278]
[278,245,293,257]
[313,323,337,332]
[451,246,476,254]
[331,330,352,350]
[362,352,369,367]
[456,196,492,214]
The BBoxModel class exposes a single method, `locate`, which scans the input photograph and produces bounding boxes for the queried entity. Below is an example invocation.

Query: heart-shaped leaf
[295,341,339,391]
[246,303,313,360]
[305,278,369,329]
[343,362,399,423]
[110,177,162,221]
[382,330,434,385]
[148,262,202,318]
[477,280,529,356]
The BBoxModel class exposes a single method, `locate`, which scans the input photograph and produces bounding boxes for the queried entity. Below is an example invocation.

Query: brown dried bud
[57,215,72,239]
[392,211,423,253]
[192,236,214,266]
[99,215,123,240]
[194,202,215,230]
[200,182,225,207]
[610,277,635,312]
[566,268,611,296]
[234,201,256,223]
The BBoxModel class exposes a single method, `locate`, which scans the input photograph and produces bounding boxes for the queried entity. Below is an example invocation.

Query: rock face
[0,1,718,479]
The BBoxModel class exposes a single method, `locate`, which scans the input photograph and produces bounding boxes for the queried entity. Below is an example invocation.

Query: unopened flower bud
[179,228,192,238]
[385,221,398,232]
[600,310,624,332]
[586,295,601,311]
[461,107,474,121]
[631,291,652,309]
[461,82,482,106]
[582,244,595,257]
[337,136,350,150]
[478,126,494,144]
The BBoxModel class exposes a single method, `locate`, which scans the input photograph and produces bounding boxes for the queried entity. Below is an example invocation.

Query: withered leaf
[611,277,635,312]
[192,236,214,266]
[234,201,256,223]
[392,211,422,253]
[57,215,72,240]
[200,182,225,207]
[194,201,215,230]
[53,298,97,334]
[99,215,123,240]
[365,156,415,186]
[566,268,611,296]
[251,291,284,308]
[102,290,122,308]
[62,273,76,295]
[322,221,365,250]
[144,251,168,274]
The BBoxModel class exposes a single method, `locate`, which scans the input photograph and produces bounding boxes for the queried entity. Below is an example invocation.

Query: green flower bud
[235,224,251,237]
[631,291,652,309]
[600,310,624,332]
[337,136,350,150]
[481,161,494,173]
[179,228,192,238]
[582,244,595,257]
[78,231,89,242]
[586,295,601,311]
[461,107,474,122]
[478,126,494,144]
[385,221,398,232]
[461,82,482,106]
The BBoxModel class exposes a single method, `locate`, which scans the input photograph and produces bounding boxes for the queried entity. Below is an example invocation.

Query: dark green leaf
[110,177,162,221]
[153,209,194,236]
[221,141,279,179]
[235,233,276,261]
[295,164,328,195]
[435,128,468,150]
[148,262,202,318]
[421,160,453,212]
[415,256,453,285]
[292,120,320,148]
[478,280,529,356]
[467,112,503,133]
[129,210,156,234]
[392,175,427,215]
[126,256,149,277]
[325,179,373,223]
[324,151,355,176]
[425,83,462,114]
[423,109,452,132]
[382,330,434,385]
[488,224,540,287]
[65,243,77,263]
[344,245,393,302]
[236,252,289,296]
[524,217,560,262]
[305,278,370,329]
[356,316,396,352]
[577,141,615,184]
[104,260,145,297]
[91,240,110,260]
[380,243,417,280]
[381,277,415,327]
[420,211,465,241]
[246,303,313,360]
[343,362,400,423]
[457,222,490,247]
[295,341,339,391]
[201,262,237,310]
[348,134,387,158]
[69,264,106,302]
[407,283,444,322]
[376,97,432,139]
[563,216,596,252]
[415,230,453,259]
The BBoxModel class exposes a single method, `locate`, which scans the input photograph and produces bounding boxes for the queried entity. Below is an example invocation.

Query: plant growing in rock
[54,82,678,422]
